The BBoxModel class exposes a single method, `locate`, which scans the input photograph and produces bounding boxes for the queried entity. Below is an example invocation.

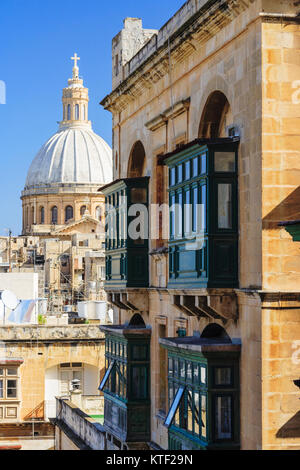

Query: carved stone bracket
[108,291,149,314]
[172,293,238,321]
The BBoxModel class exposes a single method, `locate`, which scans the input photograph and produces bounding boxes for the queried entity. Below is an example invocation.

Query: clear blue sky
[0,0,184,236]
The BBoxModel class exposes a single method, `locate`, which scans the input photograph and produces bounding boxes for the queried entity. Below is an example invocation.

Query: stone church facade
[100,0,300,450]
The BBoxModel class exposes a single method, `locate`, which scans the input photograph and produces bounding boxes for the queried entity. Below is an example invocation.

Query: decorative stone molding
[0,325,104,343]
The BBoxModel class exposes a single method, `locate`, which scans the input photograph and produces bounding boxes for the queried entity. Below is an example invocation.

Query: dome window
[75,104,79,120]
[51,206,58,225]
[65,206,73,223]
[67,105,71,121]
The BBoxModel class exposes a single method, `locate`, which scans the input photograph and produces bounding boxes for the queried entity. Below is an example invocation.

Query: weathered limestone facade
[101,0,300,450]
[0,325,105,450]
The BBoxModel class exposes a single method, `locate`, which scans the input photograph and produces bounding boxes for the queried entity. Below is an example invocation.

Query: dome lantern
[60,53,90,129]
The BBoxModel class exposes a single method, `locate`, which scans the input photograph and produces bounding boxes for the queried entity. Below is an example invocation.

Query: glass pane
[201,185,207,231]
[194,392,200,436]
[218,184,232,229]
[0,380,3,398]
[7,380,17,398]
[192,157,198,177]
[174,360,179,378]
[193,364,199,384]
[180,361,185,380]
[165,386,184,428]
[215,152,235,172]
[192,187,198,232]
[201,395,207,438]
[200,153,207,174]
[170,168,176,186]
[168,385,174,409]
[0,369,3,376]
[185,161,191,180]
[168,358,173,377]
[216,396,232,439]
[170,194,176,238]
[187,391,193,433]
[177,165,183,183]
[132,367,147,399]
[187,362,192,381]
[176,193,183,239]
[215,368,232,386]
[184,189,191,236]
[201,367,207,384]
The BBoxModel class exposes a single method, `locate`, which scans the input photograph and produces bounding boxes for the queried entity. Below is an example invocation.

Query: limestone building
[99,1,300,451]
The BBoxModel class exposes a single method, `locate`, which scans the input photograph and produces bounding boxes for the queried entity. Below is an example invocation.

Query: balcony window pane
[215,368,232,386]
[176,193,183,239]
[177,165,183,183]
[193,364,199,384]
[187,362,192,381]
[194,391,200,436]
[168,358,173,377]
[0,380,3,398]
[184,189,191,236]
[218,184,232,229]
[201,367,207,384]
[200,153,207,174]
[185,161,190,180]
[192,187,198,232]
[132,366,147,400]
[215,396,232,440]
[201,185,207,231]
[7,368,17,376]
[180,361,185,380]
[187,391,193,433]
[0,369,3,376]
[170,194,176,238]
[192,157,198,177]
[215,152,235,172]
[201,395,207,438]
[170,168,176,186]
[174,360,179,378]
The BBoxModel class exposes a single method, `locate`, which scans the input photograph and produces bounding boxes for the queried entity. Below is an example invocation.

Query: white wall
[0,273,39,300]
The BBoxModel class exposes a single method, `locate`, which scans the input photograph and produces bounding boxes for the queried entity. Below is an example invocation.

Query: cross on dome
[71,53,80,78]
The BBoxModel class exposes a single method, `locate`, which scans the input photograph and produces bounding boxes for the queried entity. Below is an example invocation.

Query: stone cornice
[0,325,104,343]
[145,98,190,131]
[100,0,256,113]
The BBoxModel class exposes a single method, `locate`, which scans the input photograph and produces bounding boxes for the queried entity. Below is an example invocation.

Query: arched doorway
[128,141,146,178]
[199,91,232,139]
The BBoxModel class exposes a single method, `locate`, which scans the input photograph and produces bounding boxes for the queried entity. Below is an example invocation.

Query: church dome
[25,124,112,190]
[24,53,112,193]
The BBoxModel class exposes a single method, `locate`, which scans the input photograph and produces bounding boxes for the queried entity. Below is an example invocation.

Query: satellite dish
[0,300,4,317]
[1,290,19,310]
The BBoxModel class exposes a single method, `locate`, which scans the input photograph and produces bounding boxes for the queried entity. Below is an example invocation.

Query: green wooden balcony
[162,138,239,289]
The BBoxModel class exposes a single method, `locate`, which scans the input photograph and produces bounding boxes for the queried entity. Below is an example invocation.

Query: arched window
[67,104,71,121]
[75,104,79,120]
[80,205,87,217]
[198,91,231,139]
[40,207,45,224]
[95,206,102,221]
[65,206,73,222]
[51,206,58,224]
[128,141,146,178]
[26,207,29,227]
[31,207,35,225]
